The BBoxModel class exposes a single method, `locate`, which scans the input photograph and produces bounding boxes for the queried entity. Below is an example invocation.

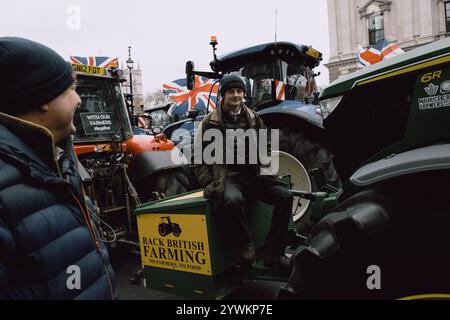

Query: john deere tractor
[280,37,450,300]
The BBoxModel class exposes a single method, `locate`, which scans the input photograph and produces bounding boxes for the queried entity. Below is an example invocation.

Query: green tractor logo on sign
[158,216,182,237]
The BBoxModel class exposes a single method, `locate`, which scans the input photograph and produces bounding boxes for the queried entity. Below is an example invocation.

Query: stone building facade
[122,63,144,113]
[326,0,450,82]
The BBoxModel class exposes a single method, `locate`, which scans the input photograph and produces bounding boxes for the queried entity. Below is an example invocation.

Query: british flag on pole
[163,76,219,116]
[357,39,404,68]
[70,56,119,68]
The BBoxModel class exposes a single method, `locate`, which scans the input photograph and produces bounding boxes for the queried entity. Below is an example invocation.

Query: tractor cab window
[74,77,133,143]
[253,78,273,103]
[237,61,281,106]
[283,62,318,104]
[147,109,171,127]
[235,60,318,107]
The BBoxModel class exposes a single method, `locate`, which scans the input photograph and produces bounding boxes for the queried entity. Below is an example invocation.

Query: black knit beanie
[219,74,246,96]
[0,37,74,115]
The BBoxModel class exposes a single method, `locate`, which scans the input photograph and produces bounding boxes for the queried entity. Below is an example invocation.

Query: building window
[446,1,450,32]
[368,12,384,45]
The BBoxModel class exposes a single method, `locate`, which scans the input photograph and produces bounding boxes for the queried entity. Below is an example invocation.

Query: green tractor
[280,36,450,299]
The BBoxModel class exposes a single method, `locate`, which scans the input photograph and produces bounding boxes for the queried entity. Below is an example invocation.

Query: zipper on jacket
[80,185,115,299]
[68,187,115,299]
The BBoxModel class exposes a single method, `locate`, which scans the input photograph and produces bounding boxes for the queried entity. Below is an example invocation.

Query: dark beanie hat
[219,74,246,96]
[0,37,74,115]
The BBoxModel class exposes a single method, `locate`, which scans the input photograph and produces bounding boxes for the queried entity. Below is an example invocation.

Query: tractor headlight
[319,95,343,119]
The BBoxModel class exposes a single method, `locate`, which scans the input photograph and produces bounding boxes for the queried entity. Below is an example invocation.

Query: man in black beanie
[193,74,293,268]
[0,37,117,299]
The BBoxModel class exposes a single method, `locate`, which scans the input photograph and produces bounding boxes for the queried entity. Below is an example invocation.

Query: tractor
[71,62,192,249]
[135,36,450,300]
[158,217,182,237]
[280,36,450,299]
[164,37,340,233]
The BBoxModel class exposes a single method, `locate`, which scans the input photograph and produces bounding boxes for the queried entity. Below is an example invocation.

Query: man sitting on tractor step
[193,74,293,268]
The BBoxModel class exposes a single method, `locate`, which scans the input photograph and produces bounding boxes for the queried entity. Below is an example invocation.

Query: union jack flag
[357,39,404,68]
[70,56,119,68]
[357,44,371,69]
[163,76,219,116]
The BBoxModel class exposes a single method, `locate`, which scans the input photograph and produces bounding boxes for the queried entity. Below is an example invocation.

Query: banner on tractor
[138,214,212,276]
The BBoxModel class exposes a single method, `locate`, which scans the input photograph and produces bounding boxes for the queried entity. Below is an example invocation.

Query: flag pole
[274,9,278,46]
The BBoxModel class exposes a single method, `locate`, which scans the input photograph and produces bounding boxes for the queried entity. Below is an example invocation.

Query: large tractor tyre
[280,177,450,299]
[279,190,393,299]
[278,126,340,235]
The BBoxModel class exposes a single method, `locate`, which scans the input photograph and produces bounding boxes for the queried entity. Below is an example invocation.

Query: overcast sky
[1,0,330,94]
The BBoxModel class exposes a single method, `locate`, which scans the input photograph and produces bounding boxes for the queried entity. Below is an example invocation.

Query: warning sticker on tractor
[137,214,212,276]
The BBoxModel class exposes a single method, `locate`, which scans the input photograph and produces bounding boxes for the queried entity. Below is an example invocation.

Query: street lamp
[126,46,135,123]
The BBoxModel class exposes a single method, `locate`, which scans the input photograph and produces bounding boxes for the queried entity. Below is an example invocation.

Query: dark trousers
[220,174,293,256]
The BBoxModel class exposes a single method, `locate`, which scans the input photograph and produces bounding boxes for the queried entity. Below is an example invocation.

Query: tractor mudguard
[257,100,324,129]
[304,192,391,258]
[129,150,187,182]
[350,143,450,187]
[281,190,391,299]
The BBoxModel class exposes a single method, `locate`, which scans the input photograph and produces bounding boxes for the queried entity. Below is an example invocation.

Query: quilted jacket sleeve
[0,197,16,299]
[192,120,214,188]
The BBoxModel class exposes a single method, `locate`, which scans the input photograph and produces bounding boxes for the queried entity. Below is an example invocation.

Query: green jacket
[193,103,284,205]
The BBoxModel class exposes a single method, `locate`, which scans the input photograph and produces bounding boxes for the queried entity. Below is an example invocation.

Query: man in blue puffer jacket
[0,37,117,299]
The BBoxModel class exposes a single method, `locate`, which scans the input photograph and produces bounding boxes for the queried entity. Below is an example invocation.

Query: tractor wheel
[277,126,340,235]
[158,224,169,237]
[173,227,181,237]
[280,177,450,299]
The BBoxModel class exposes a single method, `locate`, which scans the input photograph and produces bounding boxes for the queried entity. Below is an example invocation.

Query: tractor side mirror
[151,126,163,135]
[186,61,195,90]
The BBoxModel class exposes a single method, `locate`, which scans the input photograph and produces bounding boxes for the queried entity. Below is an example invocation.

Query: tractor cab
[184,39,323,123]
[209,41,322,113]
[73,66,133,144]
[70,59,192,248]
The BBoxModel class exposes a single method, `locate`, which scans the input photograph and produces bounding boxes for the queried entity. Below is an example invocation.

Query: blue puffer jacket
[0,113,117,300]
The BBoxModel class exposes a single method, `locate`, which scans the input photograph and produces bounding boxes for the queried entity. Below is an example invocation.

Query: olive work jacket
[192,103,285,206]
